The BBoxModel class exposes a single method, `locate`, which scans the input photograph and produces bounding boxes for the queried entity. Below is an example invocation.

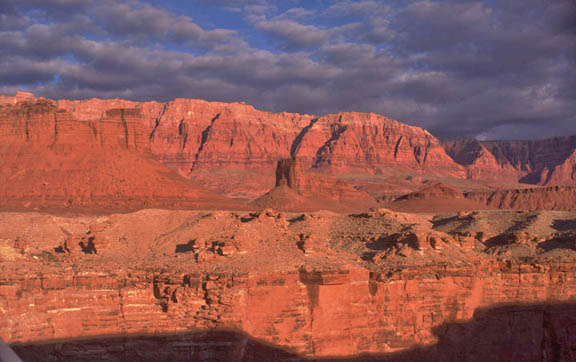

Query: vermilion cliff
[3,92,576,203]
[0,95,242,212]
[2,93,469,201]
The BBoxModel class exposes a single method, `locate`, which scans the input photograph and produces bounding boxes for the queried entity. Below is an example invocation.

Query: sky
[0,0,575,140]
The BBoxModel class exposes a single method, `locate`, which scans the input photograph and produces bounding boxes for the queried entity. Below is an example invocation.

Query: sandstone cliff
[5,262,576,361]
[3,208,576,361]
[2,93,470,200]
[0,98,242,211]
[4,92,576,203]
[444,137,576,185]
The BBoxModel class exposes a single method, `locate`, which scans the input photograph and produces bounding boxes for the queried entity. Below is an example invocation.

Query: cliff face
[2,94,469,199]
[4,262,576,361]
[444,137,576,185]
[0,99,242,211]
[58,97,315,198]
[3,205,576,360]
[4,92,576,203]
[291,113,465,177]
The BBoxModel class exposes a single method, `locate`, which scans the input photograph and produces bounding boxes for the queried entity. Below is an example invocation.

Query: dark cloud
[91,1,237,47]
[10,0,93,11]
[0,0,575,140]
[252,17,330,49]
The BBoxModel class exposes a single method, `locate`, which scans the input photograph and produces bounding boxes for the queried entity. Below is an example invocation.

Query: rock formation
[251,158,375,212]
[465,186,576,211]
[0,98,242,212]
[4,92,576,203]
[3,208,576,360]
[444,137,576,185]
[1,93,472,200]
[385,183,492,213]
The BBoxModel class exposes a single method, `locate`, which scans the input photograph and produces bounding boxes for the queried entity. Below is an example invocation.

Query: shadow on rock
[10,302,576,362]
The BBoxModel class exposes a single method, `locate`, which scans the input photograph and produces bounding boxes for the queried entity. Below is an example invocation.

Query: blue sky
[1,0,575,139]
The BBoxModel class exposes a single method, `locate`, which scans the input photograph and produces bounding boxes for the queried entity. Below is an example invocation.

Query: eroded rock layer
[4,262,576,361]
[4,93,576,202]
[443,137,576,185]
[0,98,243,212]
[465,186,576,211]
[2,93,470,200]
[3,209,576,360]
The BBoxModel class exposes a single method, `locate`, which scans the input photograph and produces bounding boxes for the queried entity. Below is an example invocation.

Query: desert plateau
[1,92,576,361]
[2,0,576,361]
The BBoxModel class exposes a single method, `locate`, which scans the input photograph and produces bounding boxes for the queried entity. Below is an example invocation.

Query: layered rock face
[6,92,576,202]
[57,97,315,198]
[2,93,471,199]
[0,98,242,211]
[3,206,576,360]
[444,137,576,185]
[4,262,576,361]
[466,186,576,211]
[292,113,466,178]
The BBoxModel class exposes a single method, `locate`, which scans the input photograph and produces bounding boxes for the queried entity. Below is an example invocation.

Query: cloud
[252,17,330,49]
[324,1,391,18]
[90,1,238,48]
[0,0,575,140]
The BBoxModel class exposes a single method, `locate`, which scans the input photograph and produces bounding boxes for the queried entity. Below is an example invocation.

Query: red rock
[0,99,243,212]
[3,262,576,360]
[1,93,470,200]
[444,137,576,185]
[388,183,494,213]
[251,158,375,212]
[293,112,466,177]
[466,186,576,211]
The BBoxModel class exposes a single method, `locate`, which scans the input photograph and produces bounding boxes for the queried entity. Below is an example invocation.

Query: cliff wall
[3,262,576,361]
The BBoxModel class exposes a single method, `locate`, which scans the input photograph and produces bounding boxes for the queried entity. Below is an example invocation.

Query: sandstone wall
[3,261,576,361]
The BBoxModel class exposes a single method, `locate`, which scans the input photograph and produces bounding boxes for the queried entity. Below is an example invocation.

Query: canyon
[4,92,576,205]
[2,92,576,361]
[3,208,576,361]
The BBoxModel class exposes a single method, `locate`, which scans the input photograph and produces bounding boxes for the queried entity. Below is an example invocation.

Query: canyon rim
[2,0,576,361]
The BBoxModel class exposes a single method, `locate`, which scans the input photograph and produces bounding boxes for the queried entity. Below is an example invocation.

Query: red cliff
[0,98,242,212]
[2,208,576,360]
[3,93,471,199]
[4,92,576,207]
[444,137,576,185]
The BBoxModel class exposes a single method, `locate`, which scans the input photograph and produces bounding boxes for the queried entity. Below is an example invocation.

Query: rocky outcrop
[251,158,375,212]
[465,186,576,211]
[378,183,492,213]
